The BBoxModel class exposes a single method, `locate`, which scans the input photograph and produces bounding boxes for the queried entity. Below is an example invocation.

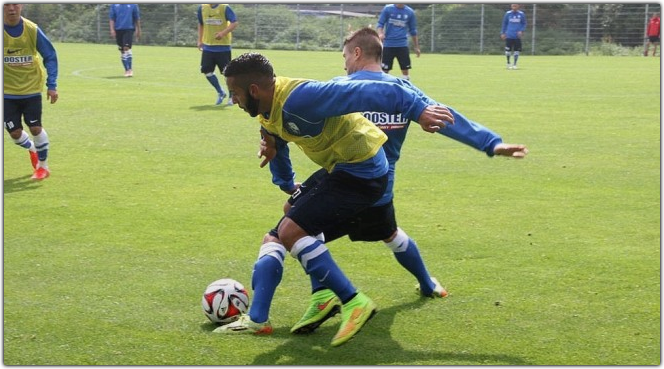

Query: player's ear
[354,46,362,59]
[248,83,260,98]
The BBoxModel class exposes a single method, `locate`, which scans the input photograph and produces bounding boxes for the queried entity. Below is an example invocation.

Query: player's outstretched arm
[418,105,454,133]
[417,105,455,132]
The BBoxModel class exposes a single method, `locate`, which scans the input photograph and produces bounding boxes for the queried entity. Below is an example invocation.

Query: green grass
[3,43,660,365]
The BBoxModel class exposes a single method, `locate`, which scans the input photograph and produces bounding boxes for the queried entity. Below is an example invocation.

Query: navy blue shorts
[115,29,134,50]
[275,168,395,242]
[4,96,42,133]
[272,168,388,239]
[325,200,397,242]
[201,50,231,74]
[505,38,522,52]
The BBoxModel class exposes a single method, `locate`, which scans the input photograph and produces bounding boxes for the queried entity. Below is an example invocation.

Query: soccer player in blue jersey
[214,52,452,346]
[109,4,141,77]
[4,3,59,180]
[501,4,527,70]
[376,4,420,80]
[261,27,529,334]
[197,4,238,105]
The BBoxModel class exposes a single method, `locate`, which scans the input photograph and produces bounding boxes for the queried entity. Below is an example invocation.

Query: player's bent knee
[258,242,286,264]
[262,233,279,244]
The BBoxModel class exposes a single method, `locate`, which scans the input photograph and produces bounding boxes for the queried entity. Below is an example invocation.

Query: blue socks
[291,236,356,303]
[248,242,286,323]
[206,74,223,95]
[386,228,435,295]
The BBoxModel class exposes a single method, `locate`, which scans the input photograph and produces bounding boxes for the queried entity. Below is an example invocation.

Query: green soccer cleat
[330,292,377,347]
[213,314,273,335]
[291,289,342,334]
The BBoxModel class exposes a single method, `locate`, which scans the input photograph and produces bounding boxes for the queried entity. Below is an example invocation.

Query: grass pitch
[3,43,660,365]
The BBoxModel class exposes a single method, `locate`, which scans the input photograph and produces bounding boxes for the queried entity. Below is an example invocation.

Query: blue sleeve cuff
[279,182,296,193]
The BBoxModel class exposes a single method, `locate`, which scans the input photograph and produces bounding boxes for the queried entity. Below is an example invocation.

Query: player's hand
[258,132,277,168]
[500,34,507,40]
[414,47,421,58]
[284,182,301,195]
[418,105,454,133]
[493,143,529,158]
[47,89,58,104]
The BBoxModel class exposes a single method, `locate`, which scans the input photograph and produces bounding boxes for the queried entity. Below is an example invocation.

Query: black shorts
[278,168,396,242]
[505,38,522,52]
[200,50,232,74]
[648,35,660,43]
[275,168,388,239]
[381,46,411,72]
[115,29,134,50]
[4,96,42,133]
[325,201,397,242]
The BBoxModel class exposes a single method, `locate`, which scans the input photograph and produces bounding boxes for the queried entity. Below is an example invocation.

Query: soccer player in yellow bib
[4,3,59,180]
[215,52,452,346]
[271,28,529,335]
[197,4,238,105]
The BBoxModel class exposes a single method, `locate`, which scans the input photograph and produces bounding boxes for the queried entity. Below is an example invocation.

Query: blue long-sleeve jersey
[269,71,503,205]
[265,77,430,192]
[376,4,417,48]
[109,4,140,31]
[3,18,58,97]
[501,10,527,39]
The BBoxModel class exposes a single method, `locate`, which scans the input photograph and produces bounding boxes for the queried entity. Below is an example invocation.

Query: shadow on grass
[250,298,531,365]
[4,174,41,194]
[189,104,238,111]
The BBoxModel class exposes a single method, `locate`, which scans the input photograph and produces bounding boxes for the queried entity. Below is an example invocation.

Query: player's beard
[245,91,260,117]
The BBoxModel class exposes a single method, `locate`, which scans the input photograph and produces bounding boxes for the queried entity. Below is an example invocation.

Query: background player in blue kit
[109,4,141,77]
[261,27,529,334]
[501,4,527,70]
[197,4,238,105]
[376,3,420,80]
[215,52,451,346]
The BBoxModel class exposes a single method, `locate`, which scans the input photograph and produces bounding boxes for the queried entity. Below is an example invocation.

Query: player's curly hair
[223,52,275,88]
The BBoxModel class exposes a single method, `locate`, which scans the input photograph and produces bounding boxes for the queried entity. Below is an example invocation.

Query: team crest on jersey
[285,121,301,135]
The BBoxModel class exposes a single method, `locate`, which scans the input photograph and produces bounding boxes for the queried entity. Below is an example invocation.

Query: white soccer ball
[202,278,249,324]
